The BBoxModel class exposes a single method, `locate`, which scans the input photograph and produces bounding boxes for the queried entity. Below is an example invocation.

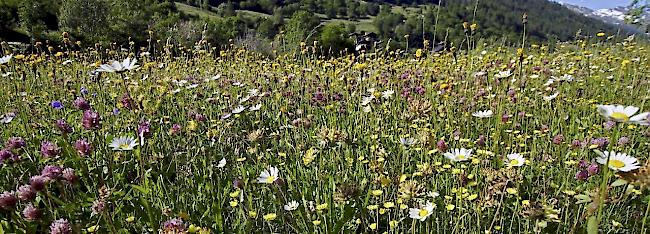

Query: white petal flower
[361,96,374,106]
[495,70,512,78]
[472,110,493,118]
[505,153,525,167]
[257,166,280,184]
[217,158,227,168]
[232,105,246,114]
[594,150,640,172]
[0,54,13,65]
[597,104,649,124]
[543,92,559,101]
[284,201,299,211]
[96,58,139,73]
[444,148,473,162]
[400,137,417,146]
[381,90,394,99]
[108,136,138,151]
[409,201,435,221]
[250,103,262,111]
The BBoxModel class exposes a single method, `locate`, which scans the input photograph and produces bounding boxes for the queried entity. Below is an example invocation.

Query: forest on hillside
[0,0,642,54]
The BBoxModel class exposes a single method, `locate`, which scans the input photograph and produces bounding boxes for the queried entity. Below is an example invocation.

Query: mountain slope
[563,3,649,34]
[180,0,633,42]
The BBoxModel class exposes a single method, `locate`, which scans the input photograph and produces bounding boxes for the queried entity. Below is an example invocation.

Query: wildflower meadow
[1,33,650,234]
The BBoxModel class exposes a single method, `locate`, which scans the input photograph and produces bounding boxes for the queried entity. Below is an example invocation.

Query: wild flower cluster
[0,33,649,233]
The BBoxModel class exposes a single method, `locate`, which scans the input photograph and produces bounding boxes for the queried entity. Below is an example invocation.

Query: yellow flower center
[456,154,466,160]
[610,112,630,122]
[609,159,625,169]
[119,143,129,149]
[265,176,276,184]
[418,209,429,217]
[510,159,520,166]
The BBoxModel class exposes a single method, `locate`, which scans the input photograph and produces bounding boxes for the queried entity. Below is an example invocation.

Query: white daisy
[472,110,493,118]
[543,92,559,101]
[217,158,226,168]
[409,201,435,221]
[594,150,640,172]
[108,136,138,151]
[96,57,139,73]
[232,105,246,114]
[444,148,473,162]
[558,74,574,82]
[543,78,555,86]
[495,70,512,78]
[250,103,262,111]
[361,96,374,106]
[0,112,16,124]
[284,201,299,211]
[597,104,649,124]
[0,54,12,65]
[248,89,260,96]
[474,71,487,77]
[505,153,525,167]
[257,166,280,184]
[400,137,417,146]
[381,90,394,99]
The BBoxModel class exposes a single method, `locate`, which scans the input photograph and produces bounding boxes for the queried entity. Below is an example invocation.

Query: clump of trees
[0,0,637,56]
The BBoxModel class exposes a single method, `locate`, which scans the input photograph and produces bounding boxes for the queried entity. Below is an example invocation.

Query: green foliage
[282,11,320,52]
[59,0,110,42]
[319,23,353,55]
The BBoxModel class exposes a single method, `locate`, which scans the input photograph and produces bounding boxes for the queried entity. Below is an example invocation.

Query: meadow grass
[0,35,649,233]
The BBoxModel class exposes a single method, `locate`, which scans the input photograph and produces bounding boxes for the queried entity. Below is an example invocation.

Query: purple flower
[5,137,26,149]
[138,121,152,138]
[74,139,92,156]
[55,119,73,134]
[415,86,426,95]
[51,101,64,110]
[49,219,72,234]
[22,204,41,221]
[477,135,486,146]
[112,108,120,116]
[91,200,106,215]
[587,162,599,176]
[501,113,510,123]
[590,137,609,149]
[578,160,588,168]
[617,136,630,146]
[41,165,63,179]
[120,94,134,110]
[82,110,101,130]
[17,185,36,201]
[40,141,61,158]
[436,139,448,152]
[233,178,244,189]
[80,87,89,95]
[170,124,182,134]
[0,149,16,163]
[163,218,186,232]
[570,140,582,149]
[72,97,90,110]
[62,168,77,184]
[552,134,564,145]
[507,88,516,97]
[540,124,549,132]
[194,113,206,122]
[575,170,589,181]
[29,175,49,191]
[603,120,616,130]
[0,191,17,210]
